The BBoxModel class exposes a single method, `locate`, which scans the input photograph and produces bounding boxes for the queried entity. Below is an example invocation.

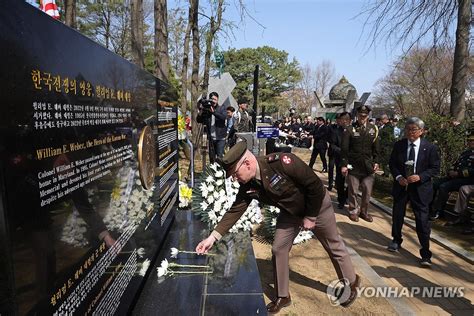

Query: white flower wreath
[263,205,314,245]
[194,163,262,233]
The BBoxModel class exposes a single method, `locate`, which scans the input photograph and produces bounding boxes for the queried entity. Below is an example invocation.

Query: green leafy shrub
[423,113,470,177]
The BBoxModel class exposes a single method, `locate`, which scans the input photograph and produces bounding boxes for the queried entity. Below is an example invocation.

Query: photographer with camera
[197,91,227,163]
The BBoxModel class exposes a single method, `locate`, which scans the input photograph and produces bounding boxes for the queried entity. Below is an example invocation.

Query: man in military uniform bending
[341,105,380,222]
[196,142,360,313]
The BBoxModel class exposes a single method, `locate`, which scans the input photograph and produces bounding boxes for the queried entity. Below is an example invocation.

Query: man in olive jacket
[341,105,380,222]
[196,142,360,313]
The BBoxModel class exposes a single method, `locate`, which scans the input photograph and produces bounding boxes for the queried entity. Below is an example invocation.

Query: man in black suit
[309,117,328,172]
[387,117,440,267]
[328,112,351,207]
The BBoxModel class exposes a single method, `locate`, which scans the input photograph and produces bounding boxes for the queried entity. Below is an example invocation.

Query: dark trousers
[328,155,335,187]
[328,156,347,206]
[309,146,327,170]
[392,187,432,259]
[431,177,473,212]
[209,139,226,162]
[335,165,347,205]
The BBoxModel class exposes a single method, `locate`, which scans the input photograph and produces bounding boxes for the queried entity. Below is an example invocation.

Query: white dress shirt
[395,137,421,180]
[406,137,421,173]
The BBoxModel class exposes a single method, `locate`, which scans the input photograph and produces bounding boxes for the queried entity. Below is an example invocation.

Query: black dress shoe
[429,211,440,221]
[266,295,291,314]
[387,241,401,252]
[327,185,333,191]
[420,258,432,267]
[341,274,361,307]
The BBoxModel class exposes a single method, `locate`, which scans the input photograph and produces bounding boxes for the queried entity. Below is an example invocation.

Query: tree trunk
[180,3,192,114]
[131,0,144,69]
[201,0,224,93]
[449,0,471,121]
[101,7,111,49]
[190,0,200,146]
[202,20,214,94]
[154,0,170,81]
[64,0,76,28]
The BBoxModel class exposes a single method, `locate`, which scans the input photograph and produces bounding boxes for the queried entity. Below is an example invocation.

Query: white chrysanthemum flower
[215,179,223,186]
[293,231,314,244]
[207,184,215,192]
[170,247,179,258]
[206,176,214,183]
[215,170,223,178]
[160,258,169,269]
[139,259,150,276]
[200,201,209,210]
[157,267,167,277]
[137,248,146,258]
[207,195,214,204]
[213,191,220,199]
[210,163,218,172]
[271,218,277,227]
[208,210,218,222]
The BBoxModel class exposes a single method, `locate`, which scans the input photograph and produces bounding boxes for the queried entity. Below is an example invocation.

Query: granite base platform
[132,210,267,315]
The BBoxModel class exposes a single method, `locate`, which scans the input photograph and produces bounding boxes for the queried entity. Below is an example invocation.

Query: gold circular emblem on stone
[138,125,156,189]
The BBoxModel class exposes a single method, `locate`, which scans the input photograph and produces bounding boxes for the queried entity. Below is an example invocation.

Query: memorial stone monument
[314,76,370,121]
[0,2,178,314]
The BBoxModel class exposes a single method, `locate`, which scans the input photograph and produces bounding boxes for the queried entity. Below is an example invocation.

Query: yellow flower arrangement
[179,181,193,208]
[178,114,186,140]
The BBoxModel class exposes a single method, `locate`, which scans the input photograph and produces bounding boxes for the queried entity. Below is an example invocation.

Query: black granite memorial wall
[0,1,178,314]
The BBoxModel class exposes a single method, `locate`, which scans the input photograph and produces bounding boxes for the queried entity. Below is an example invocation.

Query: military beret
[356,105,371,115]
[219,141,247,177]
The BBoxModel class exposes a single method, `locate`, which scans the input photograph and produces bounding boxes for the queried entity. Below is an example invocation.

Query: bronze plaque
[138,125,156,189]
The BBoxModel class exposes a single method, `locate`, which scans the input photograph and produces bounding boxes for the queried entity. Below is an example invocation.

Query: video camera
[198,98,216,119]
[199,98,215,110]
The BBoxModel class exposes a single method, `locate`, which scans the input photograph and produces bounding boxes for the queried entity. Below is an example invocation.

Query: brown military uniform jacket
[341,121,380,178]
[214,153,325,237]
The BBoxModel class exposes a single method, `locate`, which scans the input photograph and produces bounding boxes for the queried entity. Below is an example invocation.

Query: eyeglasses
[231,159,246,180]
[406,127,422,132]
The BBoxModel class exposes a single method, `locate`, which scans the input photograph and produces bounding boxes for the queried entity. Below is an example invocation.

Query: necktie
[408,143,415,162]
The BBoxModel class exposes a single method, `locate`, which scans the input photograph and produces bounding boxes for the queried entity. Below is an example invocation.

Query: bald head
[230,150,257,183]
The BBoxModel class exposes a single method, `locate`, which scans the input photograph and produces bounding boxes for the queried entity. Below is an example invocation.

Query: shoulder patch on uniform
[281,155,292,165]
[267,154,280,162]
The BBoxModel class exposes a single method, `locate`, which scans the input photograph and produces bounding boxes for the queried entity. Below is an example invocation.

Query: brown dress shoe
[266,295,291,314]
[349,213,359,222]
[341,274,361,307]
[359,212,373,222]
